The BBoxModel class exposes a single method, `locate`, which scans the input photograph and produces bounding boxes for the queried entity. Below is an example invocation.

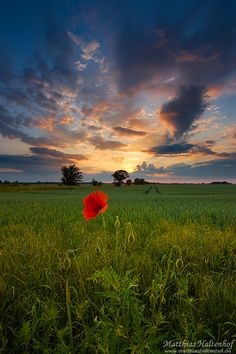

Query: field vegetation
[0,184,235,353]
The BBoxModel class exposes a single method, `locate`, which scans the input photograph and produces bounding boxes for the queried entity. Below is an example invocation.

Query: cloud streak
[113,127,146,137]
[30,147,88,160]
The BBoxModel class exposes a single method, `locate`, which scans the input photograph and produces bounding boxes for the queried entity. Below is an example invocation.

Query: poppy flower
[82,191,108,221]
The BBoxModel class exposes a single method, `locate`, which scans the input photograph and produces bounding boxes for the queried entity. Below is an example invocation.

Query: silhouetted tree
[91,179,103,186]
[92,179,97,186]
[134,178,146,185]
[112,170,130,186]
[126,179,132,185]
[61,165,83,185]
[210,181,231,184]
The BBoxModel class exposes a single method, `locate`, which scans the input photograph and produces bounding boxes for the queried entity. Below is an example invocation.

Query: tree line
[60,165,149,186]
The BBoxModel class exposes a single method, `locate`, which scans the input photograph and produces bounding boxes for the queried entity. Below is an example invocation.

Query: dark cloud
[159,86,207,137]
[134,154,236,180]
[0,54,16,86]
[43,26,78,90]
[0,145,88,181]
[169,157,236,179]
[1,87,29,106]
[0,105,46,143]
[146,140,217,156]
[0,25,78,112]
[30,147,88,160]
[114,0,236,93]
[0,22,99,162]
[113,126,146,136]
[0,154,64,174]
[0,105,55,146]
[147,142,195,155]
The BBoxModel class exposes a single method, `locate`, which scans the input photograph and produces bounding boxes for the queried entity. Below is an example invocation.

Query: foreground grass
[0,185,235,353]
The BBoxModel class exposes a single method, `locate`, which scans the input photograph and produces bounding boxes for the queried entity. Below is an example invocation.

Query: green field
[0,184,236,353]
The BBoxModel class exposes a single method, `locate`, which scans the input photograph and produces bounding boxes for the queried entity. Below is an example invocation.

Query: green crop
[0,184,235,353]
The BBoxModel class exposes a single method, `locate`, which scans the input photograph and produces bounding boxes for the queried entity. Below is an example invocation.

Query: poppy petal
[82,191,108,221]
[99,203,108,214]
[83,208,100,221]
[89,191,108,206]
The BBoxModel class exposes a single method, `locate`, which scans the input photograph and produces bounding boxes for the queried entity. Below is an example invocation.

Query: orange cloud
[128,118,150,129]
[36,116,55,131]
[59,116,74,125]
[0,168,23,173]
[159,111,177,135]
[146,172,174,177]
[207,81,236,98]
[82,101,112,120]
[207,85,223,98]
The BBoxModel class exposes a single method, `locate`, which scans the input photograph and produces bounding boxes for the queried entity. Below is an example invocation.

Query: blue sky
[0,0,235,182]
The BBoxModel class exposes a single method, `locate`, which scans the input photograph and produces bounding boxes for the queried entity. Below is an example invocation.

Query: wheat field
[0,184,235,353]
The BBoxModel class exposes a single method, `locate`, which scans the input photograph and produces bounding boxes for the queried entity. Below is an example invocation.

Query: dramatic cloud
[114,0,236,93]
[159,86,207,137]
[0,0,235,181]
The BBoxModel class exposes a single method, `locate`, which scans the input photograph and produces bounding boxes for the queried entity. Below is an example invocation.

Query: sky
[0,0,236,183]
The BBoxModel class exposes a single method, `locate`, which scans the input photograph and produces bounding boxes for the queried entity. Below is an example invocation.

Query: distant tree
[92,179,97,186]
[92,179,103,186]
[61,165,83,185]
[112,170,130,186]
[210,181,231,184]
[126,179,132,185]
[134,178,146,185]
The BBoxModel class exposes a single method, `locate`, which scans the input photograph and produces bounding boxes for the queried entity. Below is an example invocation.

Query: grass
[0,184,236,353]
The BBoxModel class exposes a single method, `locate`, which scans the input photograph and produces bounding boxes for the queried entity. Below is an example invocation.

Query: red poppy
[82,191,108,221]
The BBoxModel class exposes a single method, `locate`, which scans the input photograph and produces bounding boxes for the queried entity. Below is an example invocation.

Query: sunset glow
[0,0,235,183]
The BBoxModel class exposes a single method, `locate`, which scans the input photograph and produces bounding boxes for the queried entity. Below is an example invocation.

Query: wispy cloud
[113,127,146,137]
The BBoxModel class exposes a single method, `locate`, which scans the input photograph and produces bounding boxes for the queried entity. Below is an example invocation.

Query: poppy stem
[101,213,106,228]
